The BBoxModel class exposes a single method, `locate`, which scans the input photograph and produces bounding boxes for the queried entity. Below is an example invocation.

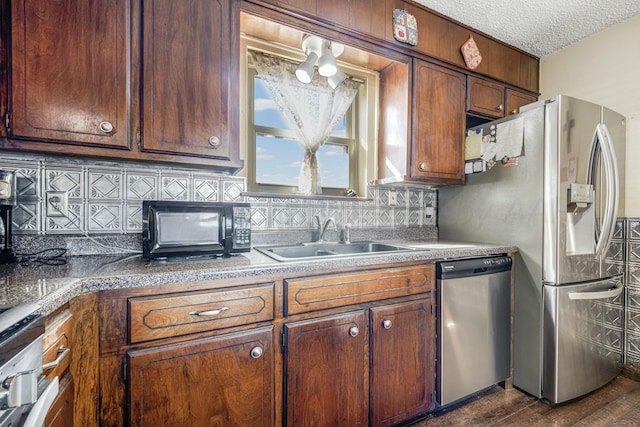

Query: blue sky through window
[253,77,349,189]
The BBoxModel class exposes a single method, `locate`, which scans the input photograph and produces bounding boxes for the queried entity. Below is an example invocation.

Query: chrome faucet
[319,217,337,242]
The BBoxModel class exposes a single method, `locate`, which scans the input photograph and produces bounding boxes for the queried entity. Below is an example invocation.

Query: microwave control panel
[232,206,251,250]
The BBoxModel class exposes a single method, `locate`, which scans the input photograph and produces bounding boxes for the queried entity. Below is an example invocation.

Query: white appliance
[438,95,626,404]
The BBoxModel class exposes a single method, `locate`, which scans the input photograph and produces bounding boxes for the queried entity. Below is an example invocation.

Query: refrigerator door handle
[587,123,619,259]
[568,283,623,300]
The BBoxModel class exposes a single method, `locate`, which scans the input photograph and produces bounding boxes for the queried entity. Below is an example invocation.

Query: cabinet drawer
[129,283,275,343]
[43,309,73,380]
[285,265,434,315]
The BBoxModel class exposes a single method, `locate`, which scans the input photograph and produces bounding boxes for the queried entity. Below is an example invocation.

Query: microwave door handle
[568,283,623,300]
[22,376,59,427]
[588,124,619,259]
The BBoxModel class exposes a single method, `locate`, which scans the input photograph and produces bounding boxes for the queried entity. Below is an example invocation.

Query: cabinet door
[10,0,128,147]
[128,327,274,427]
[412,60,465,185]
[506,89,537,116]
[370,299,435,426]
[285,312,368,427]
[141,0,239,165]
[466,76,506,119]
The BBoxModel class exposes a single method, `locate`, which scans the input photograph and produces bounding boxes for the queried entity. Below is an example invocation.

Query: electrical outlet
[46,191,68,218]
[388,190,397,207]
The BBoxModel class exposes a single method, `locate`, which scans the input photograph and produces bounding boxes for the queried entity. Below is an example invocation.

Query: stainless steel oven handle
[568,283,623,300]
[188,307,229,317]
[42,346,70,374]
[22,376,58,427]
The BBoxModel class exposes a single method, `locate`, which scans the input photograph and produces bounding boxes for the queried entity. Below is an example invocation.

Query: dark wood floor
[410,376,640,426]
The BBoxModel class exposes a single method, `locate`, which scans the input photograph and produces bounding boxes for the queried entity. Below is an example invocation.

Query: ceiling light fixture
[295,35,345,85]
[327,68,347,89]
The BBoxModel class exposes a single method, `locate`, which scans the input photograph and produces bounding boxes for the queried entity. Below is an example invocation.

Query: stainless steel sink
[254,241,416,262]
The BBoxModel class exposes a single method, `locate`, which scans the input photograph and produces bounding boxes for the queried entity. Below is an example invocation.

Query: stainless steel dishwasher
[436,255,512,407]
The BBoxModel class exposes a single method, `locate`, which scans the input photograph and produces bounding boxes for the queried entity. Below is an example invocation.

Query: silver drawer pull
[382,319,392,329]
[188,306,229,317]
[42,346,70,373]
[349,326,359,337]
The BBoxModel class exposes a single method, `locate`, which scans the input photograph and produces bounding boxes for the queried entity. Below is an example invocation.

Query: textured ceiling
[413,0,640,57]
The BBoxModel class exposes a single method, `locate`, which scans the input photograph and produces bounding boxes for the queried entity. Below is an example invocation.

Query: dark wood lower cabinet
[284,299,435,427]
[127,327,274,427]
[284,311,368,427]
[370,299,435,426]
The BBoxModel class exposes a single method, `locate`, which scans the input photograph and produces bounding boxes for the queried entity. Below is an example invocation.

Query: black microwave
[142,201,251,259]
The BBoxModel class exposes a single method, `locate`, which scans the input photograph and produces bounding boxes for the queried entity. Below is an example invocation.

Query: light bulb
[317,50,337,77]
[295,51,318,84]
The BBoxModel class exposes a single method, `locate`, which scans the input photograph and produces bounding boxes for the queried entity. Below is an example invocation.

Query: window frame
[240,35,380,199]
[246,63,360,196]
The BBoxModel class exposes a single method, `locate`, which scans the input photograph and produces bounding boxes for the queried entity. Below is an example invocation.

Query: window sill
[242,191,373,202]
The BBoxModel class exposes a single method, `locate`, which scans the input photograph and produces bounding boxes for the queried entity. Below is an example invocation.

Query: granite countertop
[0,240,516,315]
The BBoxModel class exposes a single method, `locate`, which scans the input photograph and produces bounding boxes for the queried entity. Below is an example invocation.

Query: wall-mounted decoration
[393,9,418,46]
[461,35,482,69]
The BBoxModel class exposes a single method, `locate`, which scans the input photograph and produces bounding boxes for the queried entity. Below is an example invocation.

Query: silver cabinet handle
[349,326,359,337]
[418,163,427,171]
[99,121,114,133]
[208,136,221,148]
[188,306,229,316]
[42,346,71,373]
[382,320,392,329]
[497,104,504,112]
[250,347,263,359]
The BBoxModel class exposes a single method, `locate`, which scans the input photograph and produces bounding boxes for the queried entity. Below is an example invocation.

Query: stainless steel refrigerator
[438,95,626,404]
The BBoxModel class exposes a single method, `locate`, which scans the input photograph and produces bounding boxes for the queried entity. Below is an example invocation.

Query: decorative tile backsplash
[624,218,640,368]
[0,152,436,236]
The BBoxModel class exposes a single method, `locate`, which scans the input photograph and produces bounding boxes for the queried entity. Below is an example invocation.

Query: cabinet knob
[208,136,221,148]
[497,104,504,112]
[99,121,114,133]
[418,163,427,171]
[250,346,263,359]
[382,319,392,329]
[511,109,517,115]
[349,326,359,337]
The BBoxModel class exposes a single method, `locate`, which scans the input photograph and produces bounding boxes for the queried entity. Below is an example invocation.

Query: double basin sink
[255,241,416,262]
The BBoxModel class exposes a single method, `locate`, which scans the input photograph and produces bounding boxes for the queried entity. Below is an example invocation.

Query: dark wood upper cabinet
[506,88,537,116]
[141,0,240,164]
[466,76,507,119]
[127,327,275,427]
[5,0,243,172]
[411,59,466,185]
[467,76,538,119]
[10,0,129,148]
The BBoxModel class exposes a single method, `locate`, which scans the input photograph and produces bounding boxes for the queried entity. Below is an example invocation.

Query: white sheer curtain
[250,51,359,195]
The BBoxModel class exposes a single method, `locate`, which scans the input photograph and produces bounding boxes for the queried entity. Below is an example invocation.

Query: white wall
[540,14,640,216]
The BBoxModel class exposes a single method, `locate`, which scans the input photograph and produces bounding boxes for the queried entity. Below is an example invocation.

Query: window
[240,34,380,198]
[247,66,359,196]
